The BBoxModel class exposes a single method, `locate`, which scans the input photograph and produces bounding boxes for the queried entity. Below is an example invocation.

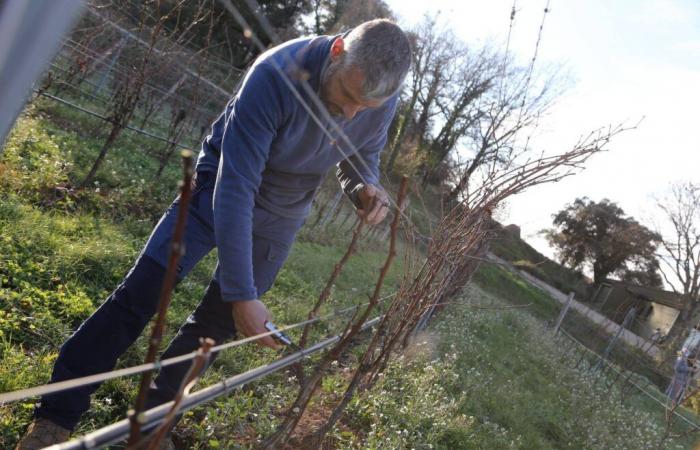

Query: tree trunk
[78,125,122,189]
[155,144,177,179]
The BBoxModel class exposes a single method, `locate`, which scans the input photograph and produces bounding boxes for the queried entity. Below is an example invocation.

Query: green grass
[351,284,698,449]
[469,263,699,447]
[0,108,405,447]
[474,261,679,389]
[472,262,560,320]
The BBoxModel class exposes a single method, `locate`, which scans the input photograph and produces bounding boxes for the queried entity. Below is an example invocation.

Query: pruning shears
[264,320,299,350]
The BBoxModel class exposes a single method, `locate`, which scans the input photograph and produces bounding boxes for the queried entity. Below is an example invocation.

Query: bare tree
[320,0,393,34]
[78,0,211,189]
[444,60,561,203]
[46,18,118,97]
[384,13,562,197]
[421,43,501,184]
[384,16,465,174]
[657,181,700,328]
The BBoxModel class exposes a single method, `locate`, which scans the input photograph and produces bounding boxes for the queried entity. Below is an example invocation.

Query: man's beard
[319,64,343,117]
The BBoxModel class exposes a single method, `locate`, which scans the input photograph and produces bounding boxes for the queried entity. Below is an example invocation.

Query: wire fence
[22,3,243,177]
[496,251,700,440]
[549,288,700,443]
[55,38,224,118]
[36,91,195,151]
[559,328,700,432]
[0,295,394,406]
[53,315,384,450]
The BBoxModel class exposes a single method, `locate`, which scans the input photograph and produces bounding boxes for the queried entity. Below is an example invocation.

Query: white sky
[385,0,700,260]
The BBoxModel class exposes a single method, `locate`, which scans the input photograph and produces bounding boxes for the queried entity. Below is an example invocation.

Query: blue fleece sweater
[195,35,399,302]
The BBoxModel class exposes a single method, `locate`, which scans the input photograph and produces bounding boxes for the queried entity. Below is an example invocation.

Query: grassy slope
[488,221,589,299]
[1,99,698,449]
[349,275,697,449]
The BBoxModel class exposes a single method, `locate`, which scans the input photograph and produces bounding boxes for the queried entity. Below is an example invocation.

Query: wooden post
[0,0,84,150]
[127,151,194,445]
[592,283,604,303]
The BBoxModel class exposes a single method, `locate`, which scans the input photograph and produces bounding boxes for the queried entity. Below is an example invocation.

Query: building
[590,279,684,340]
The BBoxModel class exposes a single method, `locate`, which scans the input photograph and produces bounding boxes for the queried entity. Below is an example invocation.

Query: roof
[605,279,685,310]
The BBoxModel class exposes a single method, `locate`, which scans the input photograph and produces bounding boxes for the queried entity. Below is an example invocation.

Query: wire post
[49,316,383,450]
[594,307,637,371]
[127,150,194,445]
[93,36,128,96]
[0,295,396,406]
[560,328,700,432]
[553,292,575,334]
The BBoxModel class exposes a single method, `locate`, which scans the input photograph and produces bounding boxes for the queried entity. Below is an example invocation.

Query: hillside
[488,220,591,299]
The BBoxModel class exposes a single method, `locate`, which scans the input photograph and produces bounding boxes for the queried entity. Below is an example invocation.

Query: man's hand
[356,184,390,225]
[231,300,281,350]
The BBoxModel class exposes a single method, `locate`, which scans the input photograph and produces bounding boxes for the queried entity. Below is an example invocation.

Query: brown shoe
[14,418,71,450]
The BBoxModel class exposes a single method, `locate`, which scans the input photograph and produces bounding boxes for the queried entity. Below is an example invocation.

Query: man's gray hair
[340,19,411,100]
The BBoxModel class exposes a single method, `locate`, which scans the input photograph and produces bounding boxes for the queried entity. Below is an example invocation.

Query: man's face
[321,64,386,121]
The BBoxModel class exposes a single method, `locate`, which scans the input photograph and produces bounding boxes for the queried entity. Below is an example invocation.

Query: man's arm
[214,62,286,348]
[336,96,398,224]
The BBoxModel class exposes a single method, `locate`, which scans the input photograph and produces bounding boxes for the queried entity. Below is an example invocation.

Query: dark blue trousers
[36,172,302,430]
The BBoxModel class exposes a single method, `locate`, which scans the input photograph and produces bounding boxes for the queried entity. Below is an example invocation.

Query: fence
[549,283,700,439]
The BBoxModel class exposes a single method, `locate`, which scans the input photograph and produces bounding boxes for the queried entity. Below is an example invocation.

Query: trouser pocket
[252,237,292,296]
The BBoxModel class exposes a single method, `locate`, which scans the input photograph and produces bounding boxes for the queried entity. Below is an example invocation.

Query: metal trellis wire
[48,315,384,450]
[0,294,395,405]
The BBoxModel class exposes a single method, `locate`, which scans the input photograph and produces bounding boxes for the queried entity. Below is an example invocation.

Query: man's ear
[330,37,345,62]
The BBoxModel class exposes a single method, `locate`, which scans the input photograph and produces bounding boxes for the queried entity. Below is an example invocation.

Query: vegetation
[348,282,697,449]
[544,197,662,286]
[2,2,698,447]
[1,103,698,448]
[655,181,700,329]
[473,262,673,388]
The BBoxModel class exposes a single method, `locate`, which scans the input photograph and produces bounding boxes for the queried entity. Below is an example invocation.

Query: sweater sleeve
[336,96,398,208]
[214,63,286,301]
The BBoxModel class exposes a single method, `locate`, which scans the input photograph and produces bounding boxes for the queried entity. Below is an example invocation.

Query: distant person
[16,19,411,450]
[650,327,666,345]
[665,350,698,407]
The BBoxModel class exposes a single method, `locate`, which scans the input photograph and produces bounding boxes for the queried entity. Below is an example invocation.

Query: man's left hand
[356,184,390,225]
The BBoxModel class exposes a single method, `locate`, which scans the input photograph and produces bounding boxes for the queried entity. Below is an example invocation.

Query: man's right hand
[231,300,281,350]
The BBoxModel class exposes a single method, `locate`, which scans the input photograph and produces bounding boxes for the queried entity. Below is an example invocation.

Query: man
[16,18,411,449]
